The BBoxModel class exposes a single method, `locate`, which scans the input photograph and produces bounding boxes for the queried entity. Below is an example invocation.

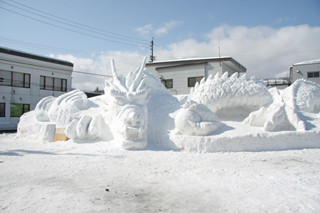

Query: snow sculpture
[244,80,320,132]
[65,58,155,149]
[244,88,306,131]
[281,79,320,113]
[174,100,222,135]
[100,58,151,149]
[17,57,320,152]
[189,72,273,114]
[18,90,89,141]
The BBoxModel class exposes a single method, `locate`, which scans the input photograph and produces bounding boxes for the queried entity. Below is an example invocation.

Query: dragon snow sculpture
[17,57,314,150]
[189,72,273,113]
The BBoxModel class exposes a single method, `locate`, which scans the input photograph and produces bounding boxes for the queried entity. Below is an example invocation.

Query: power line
[0,36,88,56]
[154,43,177,60]
[9,0,148,44]
[72,70,111,77]
[0,1,149,48]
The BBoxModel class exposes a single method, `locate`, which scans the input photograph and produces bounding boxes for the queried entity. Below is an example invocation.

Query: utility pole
[149,37,155,62]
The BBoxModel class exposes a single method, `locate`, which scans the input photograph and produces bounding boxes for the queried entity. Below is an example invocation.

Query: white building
[0,47,73,130]
[146,57,246,95]
[290,59,320,84]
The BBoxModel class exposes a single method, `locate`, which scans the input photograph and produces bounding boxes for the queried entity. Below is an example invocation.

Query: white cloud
[135,21,181,37]
[159,24,320,79]
[52,51,145,91]
[155,21,181,36]
[135,24,153,36]
[54,25,320,91]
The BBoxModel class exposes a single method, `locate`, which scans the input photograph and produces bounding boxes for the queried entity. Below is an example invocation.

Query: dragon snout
[125,111,144,127]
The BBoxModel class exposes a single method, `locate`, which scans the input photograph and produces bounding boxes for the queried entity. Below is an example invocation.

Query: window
[54,78,61,91]
[307,71,320,78]
[0,70,11,86]
[161,79,173,89]
[0,70,30,88]
[10,103,30,117]
[40,76,67,91]
[46,77,54,90]
[62,79,67,91]
[12,72,24,87]
[308,72,313,78]
[0,103,5,117]
[188,76,203,87]
[24,73,30,88]
[40,76,45,89]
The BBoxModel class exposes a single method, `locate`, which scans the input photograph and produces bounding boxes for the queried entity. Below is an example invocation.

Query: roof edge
[0,47,73,67]
[146,56,246,71]
[293,59,320,66]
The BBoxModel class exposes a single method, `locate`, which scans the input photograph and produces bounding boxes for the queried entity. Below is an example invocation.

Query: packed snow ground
[1,133,320,213]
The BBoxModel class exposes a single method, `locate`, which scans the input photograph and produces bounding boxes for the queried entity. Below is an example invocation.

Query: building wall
[0,52,73,130]
[221,62,238,76]
[291,62,320,84]
[146,58,244,95]
[157,63,206,95]
[206,62,223,78]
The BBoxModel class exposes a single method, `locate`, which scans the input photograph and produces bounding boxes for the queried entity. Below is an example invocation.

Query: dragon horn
[110,59,127,91]
[130,57,147,91]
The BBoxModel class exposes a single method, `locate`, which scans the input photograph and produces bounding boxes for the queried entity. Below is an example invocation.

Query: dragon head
[104,57,151,150]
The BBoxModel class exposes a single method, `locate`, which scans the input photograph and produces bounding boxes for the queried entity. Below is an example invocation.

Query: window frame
[0,70,30,88]
[40,75,67,92]
[10,103,30,117]
[187,76,204,87]
[161,79,173,89]
[0,103,5,117]
[307,71,320,78]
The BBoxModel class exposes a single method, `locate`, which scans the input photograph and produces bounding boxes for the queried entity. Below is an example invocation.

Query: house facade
[146,57,246,95]
[290,59,320,84]
[0,47,73,130]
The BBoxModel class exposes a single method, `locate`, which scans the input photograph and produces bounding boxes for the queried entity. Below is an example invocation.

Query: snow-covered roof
[146,56,246,71]
[293,59,320,66]
[148,56,231,64]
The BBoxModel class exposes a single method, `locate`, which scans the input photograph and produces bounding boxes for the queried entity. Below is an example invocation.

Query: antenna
[218,40,221,58]
[218,40,221,66]
[149,37,155,62]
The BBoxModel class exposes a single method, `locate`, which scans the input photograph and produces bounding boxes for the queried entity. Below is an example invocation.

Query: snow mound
[281,79,320,113]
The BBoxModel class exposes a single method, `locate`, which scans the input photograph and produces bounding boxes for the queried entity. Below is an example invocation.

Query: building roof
[146,56,246,71]
[0,47,73,67]
[293,59,320,66]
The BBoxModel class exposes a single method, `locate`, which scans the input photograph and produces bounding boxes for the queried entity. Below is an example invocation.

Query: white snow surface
[1,133,320,212]
[293,59,320,65]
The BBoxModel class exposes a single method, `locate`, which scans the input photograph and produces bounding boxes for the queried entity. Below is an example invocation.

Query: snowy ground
[1,133,320,213]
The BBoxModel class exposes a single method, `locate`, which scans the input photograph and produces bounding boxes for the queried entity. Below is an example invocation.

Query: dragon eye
[116,98,126,106]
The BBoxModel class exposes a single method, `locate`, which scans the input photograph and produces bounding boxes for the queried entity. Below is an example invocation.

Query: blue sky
[1,0,320,90]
